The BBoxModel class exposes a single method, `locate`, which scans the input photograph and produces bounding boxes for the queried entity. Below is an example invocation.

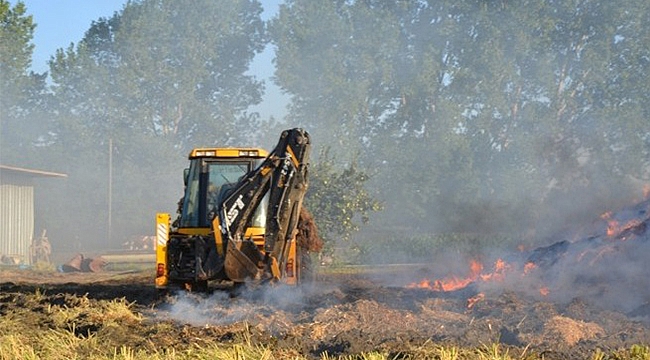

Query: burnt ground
[1,266,649,359]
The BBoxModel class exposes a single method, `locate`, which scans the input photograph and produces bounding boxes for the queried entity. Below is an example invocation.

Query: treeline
[271,0,650,240]
[1,0,649,250]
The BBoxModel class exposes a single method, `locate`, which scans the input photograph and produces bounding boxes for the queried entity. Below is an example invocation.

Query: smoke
[520,199,650,313]
[161,281,342,328]
[390,198,650,315]
[475,232,650,314]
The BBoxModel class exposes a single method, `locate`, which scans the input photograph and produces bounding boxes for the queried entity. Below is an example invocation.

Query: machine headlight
[195,150,216,157]
[239,150,259,157]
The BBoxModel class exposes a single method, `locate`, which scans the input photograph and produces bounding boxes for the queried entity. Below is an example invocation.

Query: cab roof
[188,147,269,159]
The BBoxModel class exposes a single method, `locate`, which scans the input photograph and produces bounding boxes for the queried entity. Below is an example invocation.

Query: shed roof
[0,164,67,178]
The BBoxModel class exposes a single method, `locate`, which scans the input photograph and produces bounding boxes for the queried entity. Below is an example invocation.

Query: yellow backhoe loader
[155,128,317,291]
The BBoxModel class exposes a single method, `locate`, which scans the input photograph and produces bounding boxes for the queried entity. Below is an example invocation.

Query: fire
[539,286,550,296]
[600,211,643,239]
[408,259,484,292]
[605,218,642,239]
[601,211,618,237]
[467,292,485,309]
[606,221,617,237]
[523,262,537,274]
[407,196,649,311]
[409,277,473,292]
[407,255,557,304]
[408,258,511,292]
[479,258,510,282]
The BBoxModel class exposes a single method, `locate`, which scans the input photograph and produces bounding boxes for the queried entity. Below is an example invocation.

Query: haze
[1,0,648,267]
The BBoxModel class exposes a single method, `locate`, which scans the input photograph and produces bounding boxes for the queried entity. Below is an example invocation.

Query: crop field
[1,265,649,360]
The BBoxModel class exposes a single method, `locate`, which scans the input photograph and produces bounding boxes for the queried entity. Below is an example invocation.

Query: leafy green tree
[497,1,650,232]
[49,0,266,151]
[0,0,33,111]
[271,1,400,153]
[589,0,650,190]
[305,147,383,248]
[39,0,268,248]
[0,0,48,164]
[272,0,650,240]
[271,1,482,232]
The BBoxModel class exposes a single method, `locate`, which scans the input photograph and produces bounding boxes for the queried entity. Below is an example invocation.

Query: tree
[39,0,269,248]
[305,148,383,249]
[0,0,48,164]
[271,0,650,239]
[0,0,33,110]
[270,1,484,231]
[49,0,267,151]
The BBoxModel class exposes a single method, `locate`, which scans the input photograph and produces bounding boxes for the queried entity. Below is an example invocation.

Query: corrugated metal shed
[0,164,67,265]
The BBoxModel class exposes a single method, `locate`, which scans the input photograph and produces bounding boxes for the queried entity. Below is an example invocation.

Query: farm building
[0,164,67,265]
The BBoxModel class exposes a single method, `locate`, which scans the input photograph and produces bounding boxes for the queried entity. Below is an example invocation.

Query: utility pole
[108,138,113,245]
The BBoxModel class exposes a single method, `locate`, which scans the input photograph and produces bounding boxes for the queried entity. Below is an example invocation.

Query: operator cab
[177,148,269,230]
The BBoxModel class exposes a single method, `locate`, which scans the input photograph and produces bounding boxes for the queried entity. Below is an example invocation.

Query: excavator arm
[211,128,311,282]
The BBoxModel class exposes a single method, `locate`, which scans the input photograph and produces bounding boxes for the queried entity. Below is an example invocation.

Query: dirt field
[1,265,649,359]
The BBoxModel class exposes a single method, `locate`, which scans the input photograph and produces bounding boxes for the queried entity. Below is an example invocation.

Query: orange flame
[467,292,485,309]
[409,277,475,292]
[600,211,619,237]
[539,287,550,296]
[408,258,514,292]
[606,220,618,237]
[600,210,643,239]
[408,257,555,304]
[479,258,509,282]
[605,218,642,239]
[523,262,537,274]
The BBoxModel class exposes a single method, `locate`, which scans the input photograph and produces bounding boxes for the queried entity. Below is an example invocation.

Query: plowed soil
[1,266,649,359]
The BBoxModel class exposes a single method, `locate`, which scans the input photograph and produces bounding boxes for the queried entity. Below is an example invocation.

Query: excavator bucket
[224,239,263,282]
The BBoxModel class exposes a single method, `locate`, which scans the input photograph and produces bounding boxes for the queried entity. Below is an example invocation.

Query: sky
[13,0,288,119]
